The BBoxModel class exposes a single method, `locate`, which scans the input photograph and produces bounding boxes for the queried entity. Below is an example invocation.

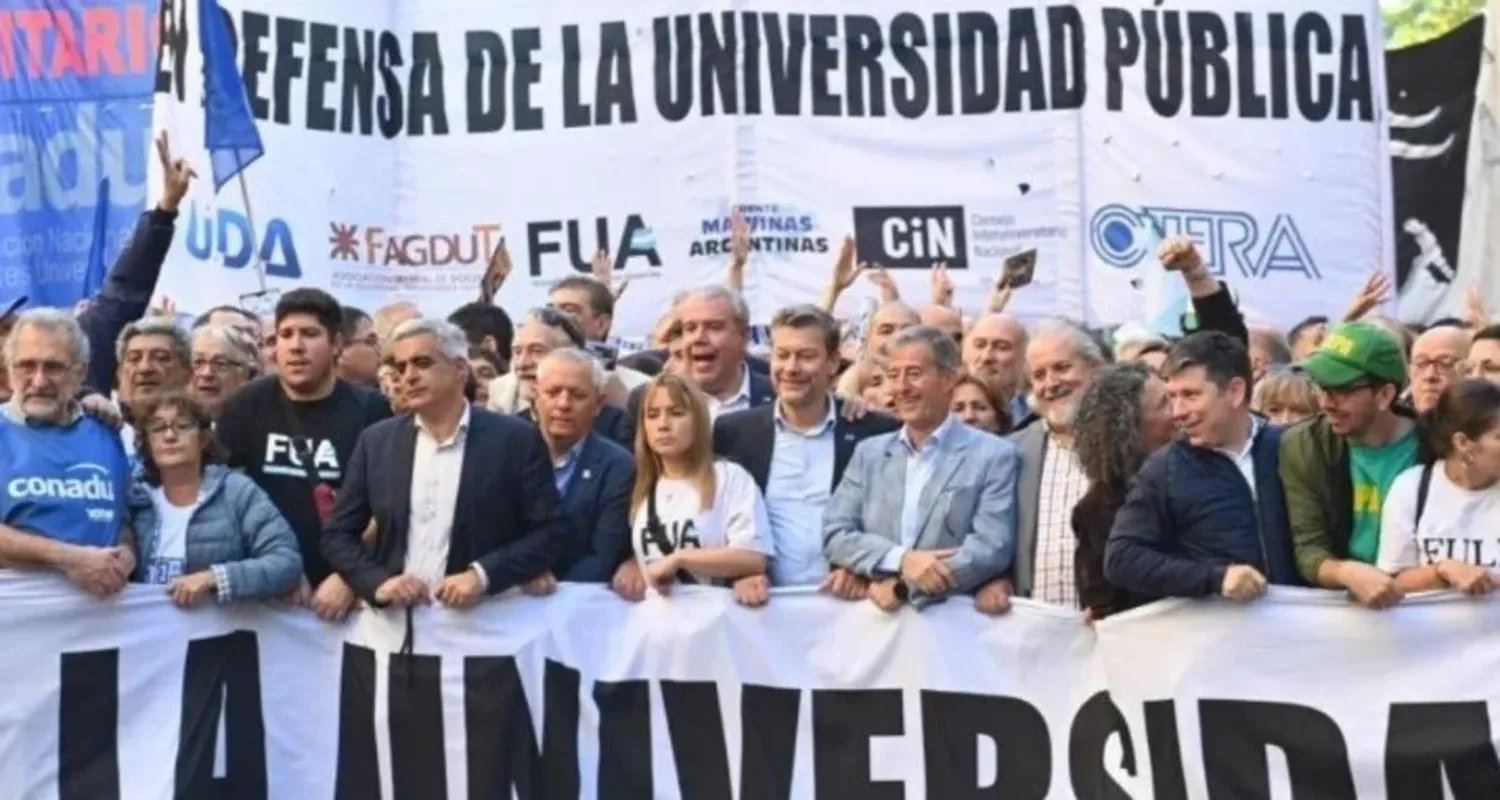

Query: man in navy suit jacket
[713,305,902,595]
[519,348,635,589]
[320,319,566,608]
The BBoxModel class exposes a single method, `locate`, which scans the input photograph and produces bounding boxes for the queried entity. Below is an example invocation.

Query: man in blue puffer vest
[1105,331,1302,602]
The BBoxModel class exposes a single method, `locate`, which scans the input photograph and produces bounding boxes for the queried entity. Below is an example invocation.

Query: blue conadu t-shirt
[0,411,131,547]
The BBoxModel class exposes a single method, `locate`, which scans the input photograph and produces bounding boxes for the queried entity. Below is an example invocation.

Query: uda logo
[1089,204,1320,280]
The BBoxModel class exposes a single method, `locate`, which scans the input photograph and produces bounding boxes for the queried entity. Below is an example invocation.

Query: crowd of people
[3,141,1499,621]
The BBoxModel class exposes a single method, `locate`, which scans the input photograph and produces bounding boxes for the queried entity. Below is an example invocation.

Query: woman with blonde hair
[1251,366,1319,427]
[611,373,771,604]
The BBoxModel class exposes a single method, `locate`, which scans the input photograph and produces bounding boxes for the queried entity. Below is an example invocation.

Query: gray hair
[1030,318,1107,367]
[115,315,190,366]
[192,324,260,371]
[537,347,607,392]
[674,283,750,328]
[1073,362,1155,490]
[887,324,962,374]
[4,308,89,366]
[390,317,469,361]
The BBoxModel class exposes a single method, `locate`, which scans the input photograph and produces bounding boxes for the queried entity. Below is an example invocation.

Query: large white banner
[3,576,1497,799]
[147,0,1392,333]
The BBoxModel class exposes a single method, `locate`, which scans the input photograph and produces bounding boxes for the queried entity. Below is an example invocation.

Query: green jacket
[1278,411,1428,584]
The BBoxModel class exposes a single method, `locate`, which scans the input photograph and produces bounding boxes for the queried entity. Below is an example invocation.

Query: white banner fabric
[3,577,1498,799]
[147,0,1393,333]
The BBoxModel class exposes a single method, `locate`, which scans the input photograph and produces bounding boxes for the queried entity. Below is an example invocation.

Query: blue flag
[200,0,263,191]
[81,178,112,298]
[1138,209,1192,338]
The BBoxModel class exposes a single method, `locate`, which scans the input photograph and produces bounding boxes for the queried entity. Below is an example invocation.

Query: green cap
[1300,322,1407,388]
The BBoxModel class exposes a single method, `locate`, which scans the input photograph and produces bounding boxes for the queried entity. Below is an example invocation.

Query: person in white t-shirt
[1377,379,1500,596]
[611,373,771,605]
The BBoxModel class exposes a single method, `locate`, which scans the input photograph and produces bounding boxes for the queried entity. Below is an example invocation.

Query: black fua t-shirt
[215,375,391,584]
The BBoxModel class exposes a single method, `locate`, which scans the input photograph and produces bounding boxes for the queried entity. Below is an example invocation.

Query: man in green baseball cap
[1281,321,1421,610]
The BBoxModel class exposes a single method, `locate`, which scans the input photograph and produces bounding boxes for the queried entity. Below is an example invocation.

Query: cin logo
[851,205,968,268]
[1089,204,1319,280]
[184,204,302,279]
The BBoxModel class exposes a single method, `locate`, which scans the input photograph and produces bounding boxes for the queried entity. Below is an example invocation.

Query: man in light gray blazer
[823,326,1020,613]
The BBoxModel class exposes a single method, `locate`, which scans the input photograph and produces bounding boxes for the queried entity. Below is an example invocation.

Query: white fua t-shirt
[146,487,200,585]
[1377,464,1500,573]
[630,460,771,585]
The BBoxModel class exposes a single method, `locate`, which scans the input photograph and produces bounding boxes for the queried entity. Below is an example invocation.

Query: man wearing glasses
[1281,322,1422,609]
[114,317,193,457]
[0,309,135,597]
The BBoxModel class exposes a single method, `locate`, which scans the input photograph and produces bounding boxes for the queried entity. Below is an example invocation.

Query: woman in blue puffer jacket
[129,393,302,606]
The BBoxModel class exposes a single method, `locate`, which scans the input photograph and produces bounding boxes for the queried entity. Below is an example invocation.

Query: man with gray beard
[998,319,1105,607]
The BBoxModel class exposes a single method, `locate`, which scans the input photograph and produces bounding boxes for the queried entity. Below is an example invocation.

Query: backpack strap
[1414,463,1435,530]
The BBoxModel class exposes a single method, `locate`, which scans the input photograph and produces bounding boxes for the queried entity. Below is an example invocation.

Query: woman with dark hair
[951,373,1010,434]
[1376,379,1500,595]
[130,393,302,606]
[1069,362,1178,619]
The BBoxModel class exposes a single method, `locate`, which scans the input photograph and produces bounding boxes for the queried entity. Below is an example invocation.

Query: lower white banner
[0,575,1495,799]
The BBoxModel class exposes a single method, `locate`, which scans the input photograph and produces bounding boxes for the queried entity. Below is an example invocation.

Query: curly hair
[1072,362,1155,491]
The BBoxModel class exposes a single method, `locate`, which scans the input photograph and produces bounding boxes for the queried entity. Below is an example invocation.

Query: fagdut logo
[689,204,830,259]
[184,203,302,279]
[1089,204,1320,279]
[327,222,502,267]
[525,214,662,278]
[851,206,969,268]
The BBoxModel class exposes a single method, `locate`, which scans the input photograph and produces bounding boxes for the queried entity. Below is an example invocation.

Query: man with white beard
[996,319,1105,607]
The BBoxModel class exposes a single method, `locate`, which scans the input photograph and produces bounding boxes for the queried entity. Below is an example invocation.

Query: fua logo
[7,463,116,502]
[0,103,149,214]
[185,203,302,278]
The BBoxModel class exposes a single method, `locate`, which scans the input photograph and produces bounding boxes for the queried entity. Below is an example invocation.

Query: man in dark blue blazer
[518,348,635,589]
[712,305,902,595]
[320,319,566,609]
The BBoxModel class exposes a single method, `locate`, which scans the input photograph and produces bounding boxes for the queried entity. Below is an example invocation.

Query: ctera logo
[1089,204,1320,279]
[851,206,968,268]
[526,214,662,277]
[184,203,302,279]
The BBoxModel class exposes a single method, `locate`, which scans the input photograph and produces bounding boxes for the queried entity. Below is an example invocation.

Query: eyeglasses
[1412,357,1462,374]
[191,356,246,374]
[145,419,200,437]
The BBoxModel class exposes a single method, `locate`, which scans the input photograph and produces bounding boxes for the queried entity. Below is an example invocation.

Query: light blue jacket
[822,419,1019,607]
[128,465,302,601]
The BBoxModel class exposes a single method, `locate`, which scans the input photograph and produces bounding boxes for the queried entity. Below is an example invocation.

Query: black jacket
[320,408,567,604]
[1105,422,1302,599]
[80,208,177,393]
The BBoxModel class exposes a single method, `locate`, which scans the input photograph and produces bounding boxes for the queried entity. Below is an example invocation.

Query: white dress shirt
[763,397,837,585]
[1215,417,1262,500]
[404,404,471,588]
[706,365,752,420]
[878,414,960,573]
